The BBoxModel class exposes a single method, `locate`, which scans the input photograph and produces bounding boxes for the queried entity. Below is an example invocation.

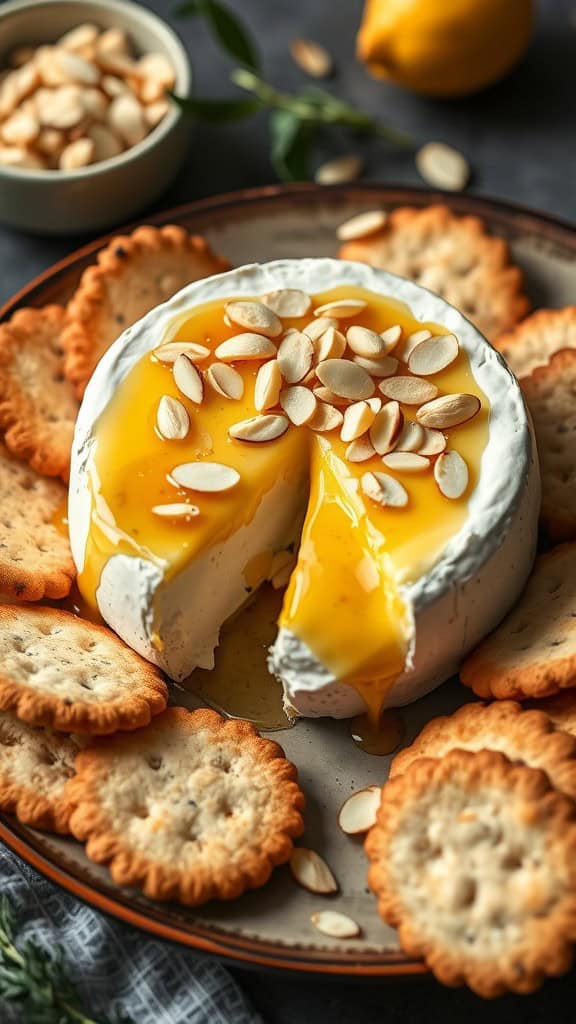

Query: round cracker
[66,706,305,905]
[0,605,168,734]
[63,225,230,397]
[496,306,576,380]
[366,749,576,998]
[530,690,576,738]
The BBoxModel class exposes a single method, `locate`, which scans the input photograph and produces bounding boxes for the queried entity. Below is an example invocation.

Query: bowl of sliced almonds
[0,0,192,234]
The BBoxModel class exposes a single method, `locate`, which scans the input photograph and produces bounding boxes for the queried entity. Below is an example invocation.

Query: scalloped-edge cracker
[530,690,576,738]
[460,544,576,701]
[0,605,168,734]
[66,706,305,905]
[338,204,529,341]
[0,442,75,601]
[63,225,230,397]
[0,305,78,481]
[496,306,576,380]
[366,749,576,998]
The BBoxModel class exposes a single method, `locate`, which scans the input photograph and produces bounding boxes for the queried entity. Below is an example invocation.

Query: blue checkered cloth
[0,843,262,1024]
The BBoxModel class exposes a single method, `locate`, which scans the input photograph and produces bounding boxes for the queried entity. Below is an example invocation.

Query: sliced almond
[369,402,402,455]
[336,209,387,242]
[408,334,459,376]
[290,38,333,78]
[434,449,469,499]
[174,354,203,404]
[380,324,403,353]
[225,300,282,338]
[255,359,282,411]
[382,452,430,472]
[280,386,317,426]
[346,438,376,463]
[156,395,189,440]
[1,108,39,146]
[107,92,146,147]
[270,550,297,589]
[277,330,314,384]
[170,462,240,493]
[59,24,100,51]
[152,502,199,519]
[403,329,432,359]
[36,84,85,129]
[206,362,244,401]
[417,393,481,430]
[338,785,381,835]
[366,397,382,414]
[59,137,94,170]
[144,99,169,128]
[313,299,367,319]
[53,49,101,86]
[417,427,447,456]
[317,359,374,400]
[229,414,289,443]
[289,848,338,894]
[362,471,409,508]
[379,377,439,406]
[346,325,387,359]
[312,386,350,406]
[303,316,338,342]
[88,123,123,161]
[416,141,470,192]
[310,910,360,939]
[308,402,344,433]
[353,354,398,378]
[340,400,377,443]
[261,288,311,318]
[215,333,277,362]
[154,341,211,364]
[315,154,363,185]
[393,420,424,453]
[313,326,346,363]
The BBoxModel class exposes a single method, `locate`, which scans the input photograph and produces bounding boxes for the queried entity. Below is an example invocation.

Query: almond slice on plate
[314,326,346,363]
[336,209,386,242]
[303,316,339,342]
[416,393,481,429]
[280,385,317,425]
[170,462,240,492]
[311,911,360,939]
[346,325,386,358]
[416,141,470,192]
[173,354,203,404]
[380,324,402,353]
[315,155,363,186]
[313,298,367,319]
[225,300,282,338]
[215,333,277,362]
[403,329,432,359]
[152,502,200,519]
[277,330,314,384]
[254,359,282,411]
[346,437,376,463]
[369,401,403,455]
[290,848,338,894]
[205,362,244,401]
[340,400,377,442]
[353,354,398,378]
[308,402,344,433]
[316,358,374,400]
[229,414,289,443]
[382,452,430,472]
[261,288,311,318]
[417,427,447,456]
[290,37,333,78]
[434,449,469,499]
[338,785,381,835]
[312,386,350,406]
[154,341,211,364]
[156,395,189,440]
[379,376,439,405]
[393,420,424,453]
[366,397,382,414]
[362,470,408,507]
[408,334,459,376]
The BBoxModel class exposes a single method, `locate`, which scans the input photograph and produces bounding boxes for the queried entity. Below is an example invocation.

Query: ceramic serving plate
[0,184,574,977]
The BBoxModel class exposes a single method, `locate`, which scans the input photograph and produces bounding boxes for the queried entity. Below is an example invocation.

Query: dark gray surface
[1,0,576,1020]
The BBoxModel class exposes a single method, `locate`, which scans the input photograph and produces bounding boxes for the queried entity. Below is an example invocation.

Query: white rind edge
[69,258,540,715]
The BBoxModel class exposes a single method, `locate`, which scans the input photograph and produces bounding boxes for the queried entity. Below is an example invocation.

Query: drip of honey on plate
[350,708,406,756]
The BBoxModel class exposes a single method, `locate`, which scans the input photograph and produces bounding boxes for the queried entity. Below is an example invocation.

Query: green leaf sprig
[0,895,132,1024]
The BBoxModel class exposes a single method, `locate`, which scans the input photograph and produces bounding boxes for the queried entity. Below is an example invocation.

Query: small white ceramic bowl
[0,0,192,235]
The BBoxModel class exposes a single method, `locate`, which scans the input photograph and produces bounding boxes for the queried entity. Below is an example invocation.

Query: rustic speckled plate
[0,184,574,976]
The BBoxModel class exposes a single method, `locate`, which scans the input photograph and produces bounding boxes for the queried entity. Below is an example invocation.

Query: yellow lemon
[357,0,533,98]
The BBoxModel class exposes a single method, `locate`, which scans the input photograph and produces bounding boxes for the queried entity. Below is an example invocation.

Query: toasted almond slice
[289,848,338,894]
[156,395,190,440]
[361,471,409,508]
[205,362,244,401]
[353,354,398,378]
[154,341,211,364]
[174,354,203,404]
[340,400,377,442]
[290,38,333,78]
[380,324,403,353]
[369,402,403,454]
[379,377,439,405]
[152,502,200,519]
[229,414,289,443]
[59,137,95,170]
[270,550,297,589]
[312,386,350,406]
[346,325,387,358]
[54,49,101,86]
[314,326,346,363]
[408,333,459,376]
[313,299,367,319]
[338,785,381,835]
[366,397,382,414]
[393,420,424,453]
[382,452,430,472]
[170,462,240,492]
[225,300,282,338]
[215,333,277,362]
[59,23,100,51]
[346,438,376,463]
[107,93,146,147]
[403,329,433,359]
[277,330,314,384]
[434,449,469,499]
[261,288,312,318]
[280,386,317,426]
[255,359,282,411]
[416,393,481,429]
[144,99,169,128]
[417,427,447,456]
[308,402,344,433]
[302,367,318,387]
[311,910,360,939]
[315,154,363,186]
[416,141,470,192]
[303,316,339,342]
[317,358,374,400]
[336,209,387,242]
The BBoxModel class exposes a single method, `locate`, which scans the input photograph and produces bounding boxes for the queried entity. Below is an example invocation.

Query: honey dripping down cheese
[78,285,489,738]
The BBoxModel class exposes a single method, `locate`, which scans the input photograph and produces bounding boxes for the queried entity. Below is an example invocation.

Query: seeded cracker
[338,204,528,341]
[460,544,576,700]
[66,707,305,905]
[0,605,168,734]
[495,306,576,380]
[521,349,576,540]
[365,749,576,997]
[0,442,75,601]
[63,226,230,396]
[0,305,78,481]
[390,700,576,800]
